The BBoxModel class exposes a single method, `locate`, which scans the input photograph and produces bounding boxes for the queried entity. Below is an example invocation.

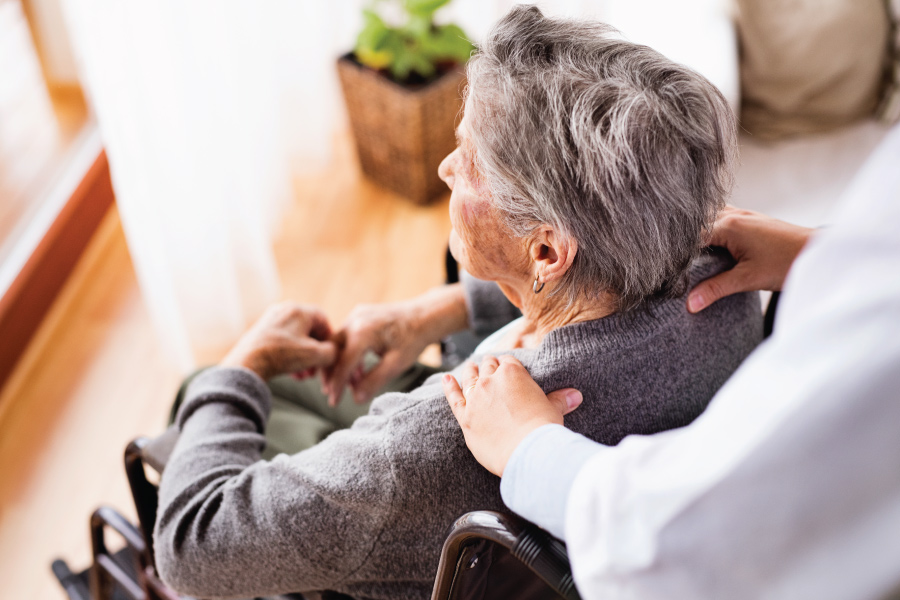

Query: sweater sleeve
[460,270,522,335]
[154,366,396,598]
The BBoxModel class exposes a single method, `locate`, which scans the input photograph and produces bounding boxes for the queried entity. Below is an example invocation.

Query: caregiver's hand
[324,284,469,406]
[222,302,337,381]
[443,355,583,477]
[687,206,815,313]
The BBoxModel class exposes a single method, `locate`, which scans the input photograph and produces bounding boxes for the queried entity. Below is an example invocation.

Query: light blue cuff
[500,424,605,541]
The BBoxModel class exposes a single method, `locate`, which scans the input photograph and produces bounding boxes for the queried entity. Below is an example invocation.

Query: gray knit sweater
[155,252,762,600]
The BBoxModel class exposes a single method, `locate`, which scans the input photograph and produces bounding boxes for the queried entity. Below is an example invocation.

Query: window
[0,0,109,390]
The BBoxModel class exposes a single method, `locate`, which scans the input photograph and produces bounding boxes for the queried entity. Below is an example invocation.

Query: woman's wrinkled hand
[687,206,815,313]
[443,355,583,477]
[323,284,468,406]
[222,302,337,381]
[322,302,429,406]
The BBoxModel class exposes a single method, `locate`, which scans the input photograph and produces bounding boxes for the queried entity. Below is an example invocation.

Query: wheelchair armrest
[90,506,147,600]
[432,511,581,600]
[124,425,179,572]
[140,425,180,473]
[91,505,146,554]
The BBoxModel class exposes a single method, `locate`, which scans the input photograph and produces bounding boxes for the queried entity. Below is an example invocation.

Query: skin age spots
[440,117,530,293]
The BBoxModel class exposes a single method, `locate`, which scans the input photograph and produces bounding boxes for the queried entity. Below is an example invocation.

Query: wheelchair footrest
[52,547,142,600]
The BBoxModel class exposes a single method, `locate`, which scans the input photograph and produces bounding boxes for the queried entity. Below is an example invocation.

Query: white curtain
[59,0,733,371]
[61,1,296,369]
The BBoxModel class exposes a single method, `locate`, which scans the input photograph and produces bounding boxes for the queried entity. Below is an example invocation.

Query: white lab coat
[501,124,900,600]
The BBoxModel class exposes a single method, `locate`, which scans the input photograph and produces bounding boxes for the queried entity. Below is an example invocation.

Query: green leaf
[389,48,413,80]
[404,0,450,18]
[356,10,389,53]
[354,0,472,82]
[361,7,388,33]
[404,13,431,39]
[421,23,473,64]
[408,52,436,78]
[389,41,436,80]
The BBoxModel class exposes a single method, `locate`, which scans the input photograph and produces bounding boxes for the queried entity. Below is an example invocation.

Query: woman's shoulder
[536,250,764,444]
[687,249,764,336]
[536,249,763,381]
[362,380,459,440]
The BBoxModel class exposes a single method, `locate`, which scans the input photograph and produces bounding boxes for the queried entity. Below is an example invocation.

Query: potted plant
[337,0,474,204]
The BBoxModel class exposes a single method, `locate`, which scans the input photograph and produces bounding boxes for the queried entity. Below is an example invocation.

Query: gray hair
[464,5,737,311]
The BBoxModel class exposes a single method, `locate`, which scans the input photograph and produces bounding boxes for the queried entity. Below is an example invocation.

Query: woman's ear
[529,226,577,284]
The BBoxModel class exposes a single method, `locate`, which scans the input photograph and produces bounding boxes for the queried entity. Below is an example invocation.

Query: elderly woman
[155,6,762,600]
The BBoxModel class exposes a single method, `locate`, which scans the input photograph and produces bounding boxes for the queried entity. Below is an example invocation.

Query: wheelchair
[51,424,581,600]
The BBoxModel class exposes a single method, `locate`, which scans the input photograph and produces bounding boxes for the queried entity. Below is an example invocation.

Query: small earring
[533,273,545,294]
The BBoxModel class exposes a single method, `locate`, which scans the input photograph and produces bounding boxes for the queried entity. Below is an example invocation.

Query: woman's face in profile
[438,115,528,288]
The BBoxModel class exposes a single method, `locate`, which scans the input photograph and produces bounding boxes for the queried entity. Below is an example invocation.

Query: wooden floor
[0,133,452,599]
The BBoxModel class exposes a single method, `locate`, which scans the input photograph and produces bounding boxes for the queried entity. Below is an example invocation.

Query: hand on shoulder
[688,207,814,313]
[443,355,582,476]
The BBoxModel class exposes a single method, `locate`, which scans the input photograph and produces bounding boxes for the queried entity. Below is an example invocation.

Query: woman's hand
[222,302,337,381]
[323,284,469,406]
[688,207,815,313]
[443,355,583,476]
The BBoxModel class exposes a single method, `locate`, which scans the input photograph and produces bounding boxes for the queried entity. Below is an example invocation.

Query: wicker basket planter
[337,54,465,205]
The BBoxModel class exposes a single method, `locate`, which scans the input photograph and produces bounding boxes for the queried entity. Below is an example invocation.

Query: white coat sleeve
[500,424,605,540]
